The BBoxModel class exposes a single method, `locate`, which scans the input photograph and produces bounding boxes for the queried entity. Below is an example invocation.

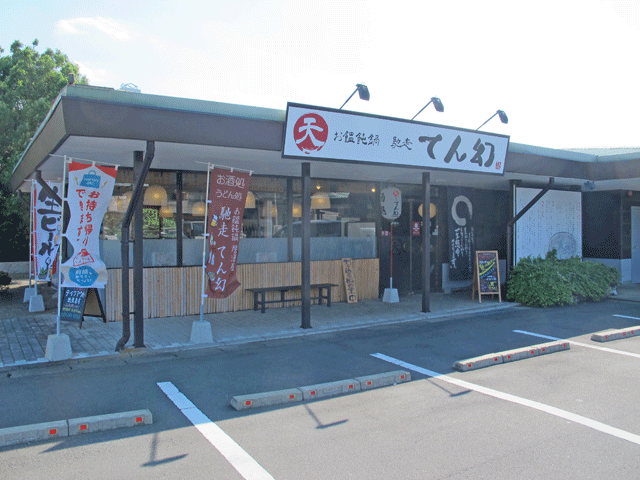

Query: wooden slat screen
[105,259,379,321]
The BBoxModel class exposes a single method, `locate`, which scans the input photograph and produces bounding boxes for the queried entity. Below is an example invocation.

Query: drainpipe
[115,141,155,352]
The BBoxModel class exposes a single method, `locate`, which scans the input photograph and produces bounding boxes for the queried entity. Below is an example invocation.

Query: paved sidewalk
[1,282,637,370]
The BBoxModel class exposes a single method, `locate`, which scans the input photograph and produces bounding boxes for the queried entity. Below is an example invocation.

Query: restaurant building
[10,84,640,327]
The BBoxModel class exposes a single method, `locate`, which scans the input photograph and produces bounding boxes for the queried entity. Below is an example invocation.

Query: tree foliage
[0,40,87,262]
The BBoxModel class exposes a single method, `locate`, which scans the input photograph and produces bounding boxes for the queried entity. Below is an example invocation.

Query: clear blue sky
[2,0,639,149]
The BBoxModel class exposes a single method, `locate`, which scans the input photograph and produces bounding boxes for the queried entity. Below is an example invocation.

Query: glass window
[101,170,378,267]
[289,179,378,261]
[101,169,179,267]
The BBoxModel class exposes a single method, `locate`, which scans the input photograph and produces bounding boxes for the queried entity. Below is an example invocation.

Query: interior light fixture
[144,185,168,206]
[292,202,302,218]
[191,201,206,216]
[262,203,278,218]
[311,192,331,209]
[418,203,437,219]
[245,191,256,209]
[160,204,174,217]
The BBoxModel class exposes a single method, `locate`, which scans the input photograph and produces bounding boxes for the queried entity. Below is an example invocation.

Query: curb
[230,370,411,410]
[0,302,521,376]
[0,409,152,448]
[453,340,570,372]
[591,326,640,342]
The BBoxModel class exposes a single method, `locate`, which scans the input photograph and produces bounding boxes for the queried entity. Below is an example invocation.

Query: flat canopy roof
[11,84,640,192]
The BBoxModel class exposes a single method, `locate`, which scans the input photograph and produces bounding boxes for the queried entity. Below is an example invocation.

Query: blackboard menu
[60,287,88,323]
[472,250,501,303]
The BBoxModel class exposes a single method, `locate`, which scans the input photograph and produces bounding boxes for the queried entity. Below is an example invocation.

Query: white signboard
[380,187,401,220]
[61,162,117,288]
[283,103,509,175]
[515,187,582,262]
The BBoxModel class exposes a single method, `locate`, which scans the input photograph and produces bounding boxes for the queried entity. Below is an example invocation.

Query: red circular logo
[293,113,328,154]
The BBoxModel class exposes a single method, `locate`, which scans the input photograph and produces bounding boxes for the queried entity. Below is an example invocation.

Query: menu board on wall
[448,187,475,280]
[515,187,582,262]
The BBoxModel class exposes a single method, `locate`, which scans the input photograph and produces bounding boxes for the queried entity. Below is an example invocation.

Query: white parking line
[613,314,640,321]
[372,353,640,446]
[157,382,275,480]
[514,329,640,359]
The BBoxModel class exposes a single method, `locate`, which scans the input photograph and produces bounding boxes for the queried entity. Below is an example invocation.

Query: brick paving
[3,282,635,369]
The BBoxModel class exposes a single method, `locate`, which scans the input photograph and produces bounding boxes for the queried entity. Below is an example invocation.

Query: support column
[287,177,294,262]
[301,163,311,329]
[176,171,183,267]
[133,152,145,348]
[422,171,431,312]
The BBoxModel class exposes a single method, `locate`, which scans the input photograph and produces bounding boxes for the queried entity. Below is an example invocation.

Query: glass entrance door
[379,187,442,296]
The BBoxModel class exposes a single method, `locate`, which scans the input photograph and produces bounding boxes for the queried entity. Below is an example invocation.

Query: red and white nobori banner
[61,161,117,289]
[33,182,62,281]
[205,168,251,298]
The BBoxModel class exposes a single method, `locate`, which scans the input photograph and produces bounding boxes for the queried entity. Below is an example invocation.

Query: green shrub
[506,250,620,307]
[0,271,11,286]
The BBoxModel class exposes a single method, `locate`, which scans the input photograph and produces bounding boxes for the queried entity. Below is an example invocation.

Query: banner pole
[56,157,70,336]
[29,180,34,290]
[199,163,213,322]
[389,221,393,290]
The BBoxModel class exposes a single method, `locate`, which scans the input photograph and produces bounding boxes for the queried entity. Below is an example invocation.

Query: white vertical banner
[33,182,62,281]
[61,161,117,288]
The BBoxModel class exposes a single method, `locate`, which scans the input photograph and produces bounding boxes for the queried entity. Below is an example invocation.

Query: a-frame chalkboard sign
[472,250,502,303]
[60,287,107,328]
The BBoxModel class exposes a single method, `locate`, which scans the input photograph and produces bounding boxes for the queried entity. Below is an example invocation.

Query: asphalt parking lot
[2,299,640,479]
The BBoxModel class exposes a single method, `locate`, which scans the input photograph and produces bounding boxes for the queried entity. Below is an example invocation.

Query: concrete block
[0,420,68,447]
[591,330,624,342]
[454,353,503,372]
[190,320,213,344]
[355,370,411,390]
[23,286,36,302]
[299,379,361,400]
[537,340,570,354]
[382,288,399,303]
[501,347,539,363]
[28,294,45,312]
[45,334,72,361]
[230,388,302,411]
[68,409,152,435]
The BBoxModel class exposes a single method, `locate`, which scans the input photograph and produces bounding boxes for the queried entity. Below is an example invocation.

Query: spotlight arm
[411,97,444,120]
[339,88,359,110]
[340,83,369,109]
[411,100,434,121]
[476,111,498,131]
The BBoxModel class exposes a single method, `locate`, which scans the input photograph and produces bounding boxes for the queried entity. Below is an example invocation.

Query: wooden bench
[245,283,338,313]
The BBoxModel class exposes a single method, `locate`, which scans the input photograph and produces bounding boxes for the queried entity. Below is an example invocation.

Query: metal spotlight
[476,109,509,130]
[340,84,370,109]
[411,97,445,120]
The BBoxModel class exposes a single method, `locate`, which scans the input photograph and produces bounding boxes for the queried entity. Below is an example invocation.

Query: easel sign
[60,287,107,328]
[472,250,502,303]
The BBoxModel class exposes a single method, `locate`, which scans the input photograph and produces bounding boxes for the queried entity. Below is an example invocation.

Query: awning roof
[11,84,640,192]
